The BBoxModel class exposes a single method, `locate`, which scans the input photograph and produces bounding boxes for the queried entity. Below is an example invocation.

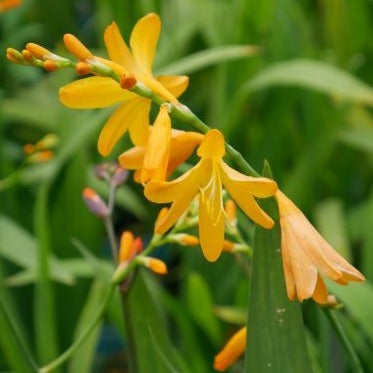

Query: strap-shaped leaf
[245,164,312,372]
[122,269,190,373]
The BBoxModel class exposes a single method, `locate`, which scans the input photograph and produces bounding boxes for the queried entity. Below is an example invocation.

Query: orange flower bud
[140,257,168,275]
[222,240,235,252]
[0,0,21,12]
[155,207,169,227]
[63,33,93,61]
[75,61,92,76]
[27,150,54,163]
[26,43,52,60]
[120,74,137,90]
[225,199,237,224]
[6,48,23,63]
[214,327,247,371]
[23,143,35,155]
[21,49,33,61]
[169,233,199,246]
[119,231,135,263]
[43,60,58,72]
[82,187,109,218]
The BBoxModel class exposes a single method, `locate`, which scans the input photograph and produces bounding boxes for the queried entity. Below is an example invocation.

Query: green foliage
[1,0,373,372]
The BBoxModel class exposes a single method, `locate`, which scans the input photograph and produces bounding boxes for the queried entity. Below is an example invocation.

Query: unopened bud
[222,240,235,252]
[23,143,35,155]
[112,167,129,187]
[155,207,169,226]
[82,187,109,218]
[26,43,52,60]
[0,0,21,12]
[27,150,54,163]
[36,133,59,150]
[75,61,92,76]
[139,257,168,275]
[43,60,58,72]
[63,33,93,61]
[21,49,33,61]
[6,48,23,63]
[120,74,137,90]
[119,231,135,263]
[225,199,237,225]
[169,233,199,246]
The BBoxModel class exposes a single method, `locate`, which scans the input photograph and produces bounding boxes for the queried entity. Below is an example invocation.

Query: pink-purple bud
[112,167,128,187]
[82,188,109,218]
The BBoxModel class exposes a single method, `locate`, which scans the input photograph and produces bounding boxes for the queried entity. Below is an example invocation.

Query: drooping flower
[59,13,189,156]
[214,327,247,371]
[275,190,365,304]
[144,129,277,262]
[119,113,203,183]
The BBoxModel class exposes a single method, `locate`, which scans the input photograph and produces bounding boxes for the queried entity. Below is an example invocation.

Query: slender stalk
[0,297,39,372]
[104,180,118,263]
[38,285,115,373]
[323,308,364,373]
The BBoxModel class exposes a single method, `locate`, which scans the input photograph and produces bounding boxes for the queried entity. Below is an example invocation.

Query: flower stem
[323,308,364,373]
[104,181,118,264]
[38,285,115,373]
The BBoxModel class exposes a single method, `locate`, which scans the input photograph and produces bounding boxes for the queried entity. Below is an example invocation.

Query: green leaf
[123,269,190,373]
[327,281,373,345]
[156,45,259,75]
[247,59,373,105]
[245,163,312,372]
[0,214,75,285]
[0,263,37,373]
[68,279,105,373]
[185,272,222,345]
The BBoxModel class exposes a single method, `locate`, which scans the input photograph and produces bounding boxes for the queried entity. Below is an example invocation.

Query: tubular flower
[275,190,365,304]
[59,13,189,156]
[119,120,203,183]
[214,327,247,372]
[144,129,277,262]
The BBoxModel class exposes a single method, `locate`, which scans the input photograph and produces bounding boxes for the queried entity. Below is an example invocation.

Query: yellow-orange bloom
[214,327,247,371]
[276,190,365,304]
[119,118,203,183]
[59,13,189,156]
[144,129,277,262]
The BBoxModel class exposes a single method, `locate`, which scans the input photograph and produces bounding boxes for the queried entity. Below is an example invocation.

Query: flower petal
[154,194,196,234]
[97,97,150,156]
[128,99,151,145]
[220,162,277,198]
[130,13,161,73]
[59,76,132,109]
[312,274,329,304]
[284,222,318,301]
[141,105,171,182]
[166,131,203,176]
[280,223,297,301]
[118,146,145,169]
[144,160,204,203]
[157,75,189,98]
[199,194,225,262]
[221,166,274,228]
[104,22,138,73]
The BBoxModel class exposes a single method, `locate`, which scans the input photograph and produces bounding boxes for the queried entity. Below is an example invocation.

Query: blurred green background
[1,0,373,372]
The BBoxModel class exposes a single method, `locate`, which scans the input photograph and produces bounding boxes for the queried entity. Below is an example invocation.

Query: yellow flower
[119,112,203,183]
[214,327,247,371]
[275,190,365,304]
[59,13,189,156]
[144,129,277,262]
